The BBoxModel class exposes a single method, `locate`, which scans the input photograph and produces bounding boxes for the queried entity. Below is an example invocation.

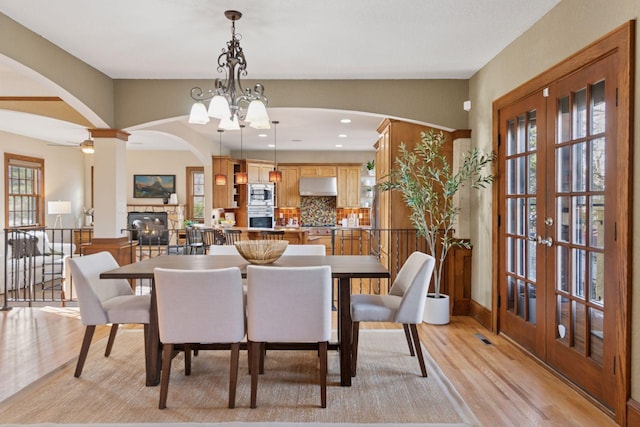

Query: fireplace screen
[127,212,169,245]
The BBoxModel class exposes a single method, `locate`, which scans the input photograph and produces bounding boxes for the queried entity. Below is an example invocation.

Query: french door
[496,28,631,416]
[498,92,547,354]
[543,54,617,409]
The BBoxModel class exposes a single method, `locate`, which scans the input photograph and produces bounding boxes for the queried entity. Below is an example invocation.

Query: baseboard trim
[469,299,491,330]
[628,398,640,426]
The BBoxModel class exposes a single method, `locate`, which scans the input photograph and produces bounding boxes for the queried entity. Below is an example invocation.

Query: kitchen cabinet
[246,161,274,183]
[337,165,361,207]
[299,165,336,177]
[73,228,93,254]
[310,235,333,255]
[247,228,308,244]
[276,166,300,207]
[375,118,454,286]
[213,156,239,209]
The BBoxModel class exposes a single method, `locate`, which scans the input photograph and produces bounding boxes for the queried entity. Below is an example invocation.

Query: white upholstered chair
[282,244,326,256]
[350,251,435,377]
[246,265,332,408]
[67,251,150,378]
[153,267,245,409]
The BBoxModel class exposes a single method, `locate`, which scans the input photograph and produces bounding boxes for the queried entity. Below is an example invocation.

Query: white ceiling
[0,0,560,152]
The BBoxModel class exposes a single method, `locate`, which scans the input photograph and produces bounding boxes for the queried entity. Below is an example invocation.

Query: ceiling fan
[48,130,94,153]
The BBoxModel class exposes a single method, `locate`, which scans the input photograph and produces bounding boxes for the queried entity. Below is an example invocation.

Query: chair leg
[259,342,265,375]
[142,323,150,373]
[250,341,262,408]
[319,341,328,408]
[184,344,191,376]
[159,343,174,409]
[403,323,416,357]
[104,323,119,357]
[74,325,96,378]
[229,342,240,409]
[351,321,360,376]
[409,324,427,377]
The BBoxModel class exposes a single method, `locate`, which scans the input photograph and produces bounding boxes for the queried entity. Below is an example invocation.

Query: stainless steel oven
[247,206,275,228]
[248,183,275,206]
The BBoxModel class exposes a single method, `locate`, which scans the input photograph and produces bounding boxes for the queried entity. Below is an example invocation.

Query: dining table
[100,254,390,387]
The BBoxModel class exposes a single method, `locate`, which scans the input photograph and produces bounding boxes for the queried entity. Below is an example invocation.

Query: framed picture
[133,174,176,198]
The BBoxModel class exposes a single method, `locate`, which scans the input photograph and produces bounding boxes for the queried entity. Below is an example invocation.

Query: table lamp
[48,200,71,228]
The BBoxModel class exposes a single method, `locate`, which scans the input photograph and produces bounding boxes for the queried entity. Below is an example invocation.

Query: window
[186,167,205,221]
[4,153,44,227]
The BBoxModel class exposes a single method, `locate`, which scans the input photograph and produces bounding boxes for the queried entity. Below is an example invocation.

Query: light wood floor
[0,307,617,426]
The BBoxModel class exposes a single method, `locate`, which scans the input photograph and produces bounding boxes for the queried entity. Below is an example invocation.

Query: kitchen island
[216,226,310,245]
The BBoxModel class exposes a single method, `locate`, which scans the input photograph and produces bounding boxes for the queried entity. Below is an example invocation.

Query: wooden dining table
[100,254,389,387]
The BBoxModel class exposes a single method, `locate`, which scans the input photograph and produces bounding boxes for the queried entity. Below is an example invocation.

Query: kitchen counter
[246,227,309,244]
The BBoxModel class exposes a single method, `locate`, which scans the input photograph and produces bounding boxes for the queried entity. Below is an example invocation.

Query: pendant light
[268,120,282,183]
[235,124,248,184]
[215,129,227,186]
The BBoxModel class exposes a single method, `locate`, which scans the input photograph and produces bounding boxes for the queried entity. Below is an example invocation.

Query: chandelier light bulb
[245,100,269,123]
[208,95,231,119]
[188,102,210,124]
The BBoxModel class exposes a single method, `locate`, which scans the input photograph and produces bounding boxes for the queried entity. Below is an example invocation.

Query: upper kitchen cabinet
[213,156,240,209]
[277,166,300,208]
[299,165,337,177]
[337,165,361,208]
[246,160,274,183]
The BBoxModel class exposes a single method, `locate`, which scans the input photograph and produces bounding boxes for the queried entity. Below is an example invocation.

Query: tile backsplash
[275,196,371,227]
[300,196,336,225]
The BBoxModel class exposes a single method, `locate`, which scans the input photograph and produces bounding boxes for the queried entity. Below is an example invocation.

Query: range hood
[299,177,337,196]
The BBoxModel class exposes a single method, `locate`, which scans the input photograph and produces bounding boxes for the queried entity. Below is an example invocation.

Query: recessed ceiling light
[258,133,268,138]
[338,134,347,138]
[267,144,275,148]
[340,119,351,124]
[335,144,343,148]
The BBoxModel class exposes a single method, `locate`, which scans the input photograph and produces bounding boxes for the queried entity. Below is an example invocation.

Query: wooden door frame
[492,21,633,424]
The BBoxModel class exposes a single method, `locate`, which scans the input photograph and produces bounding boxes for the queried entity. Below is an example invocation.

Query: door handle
[537,235,553,247]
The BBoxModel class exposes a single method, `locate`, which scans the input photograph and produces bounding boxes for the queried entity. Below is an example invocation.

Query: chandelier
[188,10,270,130]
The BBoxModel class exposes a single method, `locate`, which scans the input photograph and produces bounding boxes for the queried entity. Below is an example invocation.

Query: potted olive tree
[379,130,494,324]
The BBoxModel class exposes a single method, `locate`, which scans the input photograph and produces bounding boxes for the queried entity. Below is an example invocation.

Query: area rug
[0,329,479,426]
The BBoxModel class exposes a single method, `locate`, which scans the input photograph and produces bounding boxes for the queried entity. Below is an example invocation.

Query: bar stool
[185,228,204,254]
[223,229,242,245]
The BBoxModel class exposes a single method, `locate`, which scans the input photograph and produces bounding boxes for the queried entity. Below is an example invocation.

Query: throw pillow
[8,235,41,258]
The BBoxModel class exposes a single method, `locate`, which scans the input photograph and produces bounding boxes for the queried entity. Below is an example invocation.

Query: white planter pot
[423,293,450,325]
[367,169,375,176]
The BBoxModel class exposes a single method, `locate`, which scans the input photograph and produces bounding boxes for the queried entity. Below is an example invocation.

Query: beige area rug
[0,329,479,426]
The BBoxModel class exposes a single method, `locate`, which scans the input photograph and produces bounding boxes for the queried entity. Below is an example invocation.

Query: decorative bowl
[234,240,288,265]
[219,221,235,228]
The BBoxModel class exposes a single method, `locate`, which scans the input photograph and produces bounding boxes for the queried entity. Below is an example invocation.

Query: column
[81,128,136,265]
